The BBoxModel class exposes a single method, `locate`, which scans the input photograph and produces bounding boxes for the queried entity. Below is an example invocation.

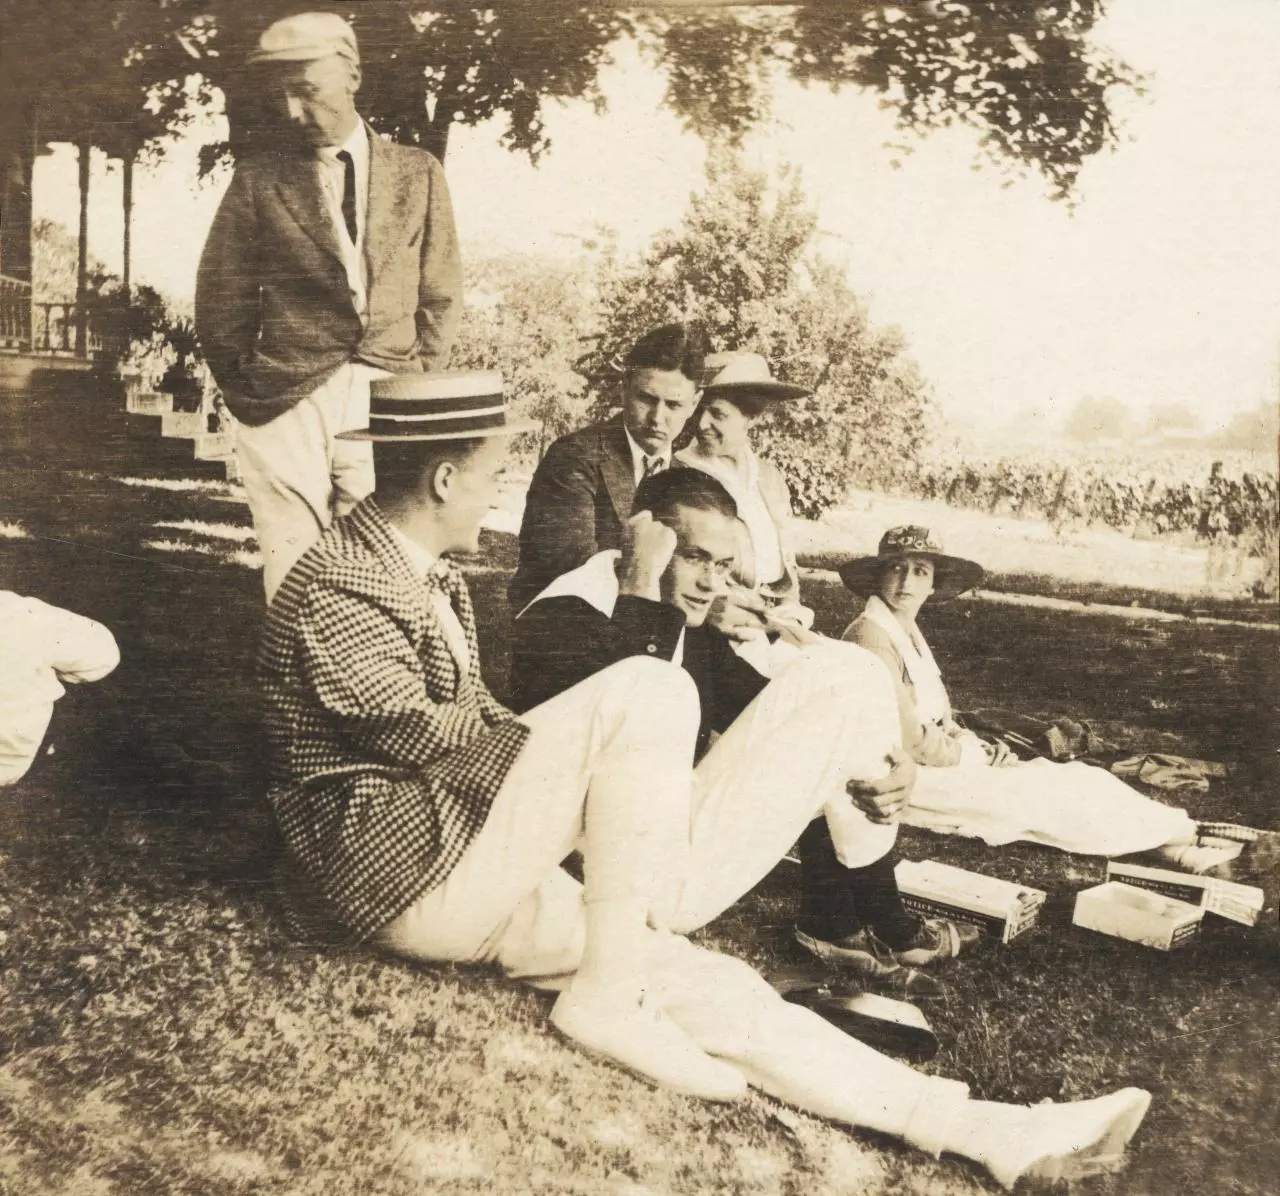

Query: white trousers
[235,362,386,601]
[376,653,959,1147]
[379,646,901,972]
[0,701,54,785]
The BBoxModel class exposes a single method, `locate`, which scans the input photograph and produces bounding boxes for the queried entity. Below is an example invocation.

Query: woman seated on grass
[838,526,1237,874]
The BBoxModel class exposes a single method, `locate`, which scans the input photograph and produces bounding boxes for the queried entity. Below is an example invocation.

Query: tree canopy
[583,152,938,517]
[1063,393,1131,443]
[450,251,597,457]
[2,2,1140,196]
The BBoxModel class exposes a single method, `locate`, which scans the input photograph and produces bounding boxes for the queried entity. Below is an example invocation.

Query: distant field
[484,472,1277,610]
[882,445,1277,590]
[799,489,1270,604]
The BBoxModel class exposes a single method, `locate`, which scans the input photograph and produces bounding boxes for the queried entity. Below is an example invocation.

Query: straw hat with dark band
[700,351,811,402]
[338,370,538,442]
[838,525,984,599]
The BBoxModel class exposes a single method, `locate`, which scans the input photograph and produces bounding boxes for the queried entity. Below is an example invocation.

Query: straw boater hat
[700,352,812,402]
[337,371,538,441]
[247,12,360,65]
[838,525,984,599]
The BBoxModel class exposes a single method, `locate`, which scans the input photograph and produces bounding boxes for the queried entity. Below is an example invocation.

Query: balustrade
[0,274,33,348]
[1,276,119,359]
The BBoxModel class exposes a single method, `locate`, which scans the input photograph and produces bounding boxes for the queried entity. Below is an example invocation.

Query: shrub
[98,284,215,415]
[580,153,937,517]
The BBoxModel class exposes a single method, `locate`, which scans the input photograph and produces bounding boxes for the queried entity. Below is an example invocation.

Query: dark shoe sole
[778,984,940,1061]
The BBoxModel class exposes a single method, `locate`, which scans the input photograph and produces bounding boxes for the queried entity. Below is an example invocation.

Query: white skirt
[903,756,1197,857]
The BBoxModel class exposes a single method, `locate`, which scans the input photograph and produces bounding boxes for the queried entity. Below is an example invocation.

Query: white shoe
[550,989,748,1102]
[1156,839,1243,875]
[983,1088,1152,1190]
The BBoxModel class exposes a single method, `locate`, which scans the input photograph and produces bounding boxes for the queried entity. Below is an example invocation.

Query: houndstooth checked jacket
[259,497,530,940]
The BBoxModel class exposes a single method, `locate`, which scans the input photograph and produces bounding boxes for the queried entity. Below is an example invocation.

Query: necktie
[424,557,465,603]
[642,454,666,482]
[336,149,358,244]
[423,559,470,671]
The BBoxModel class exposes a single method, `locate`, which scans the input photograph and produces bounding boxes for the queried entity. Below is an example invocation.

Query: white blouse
[676,447,785,587]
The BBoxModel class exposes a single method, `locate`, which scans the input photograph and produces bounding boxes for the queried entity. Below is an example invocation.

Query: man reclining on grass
[258,371,1152,1190]
[510,467,979,994]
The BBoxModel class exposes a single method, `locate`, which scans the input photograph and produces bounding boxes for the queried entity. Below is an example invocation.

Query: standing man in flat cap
[196,11,463,600]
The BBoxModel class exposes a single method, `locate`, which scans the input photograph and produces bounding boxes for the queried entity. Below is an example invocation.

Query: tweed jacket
[509,417,636,610]
[195,127,462,426]
[259,498,530,940]
[509,555,769,759]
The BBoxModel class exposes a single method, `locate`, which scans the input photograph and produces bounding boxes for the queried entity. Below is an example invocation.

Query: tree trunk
[121,151,133,299]
[422,100,456,163]
[75,135,89,357]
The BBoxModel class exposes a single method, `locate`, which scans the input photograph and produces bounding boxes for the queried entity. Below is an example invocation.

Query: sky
[32,0,1280,437]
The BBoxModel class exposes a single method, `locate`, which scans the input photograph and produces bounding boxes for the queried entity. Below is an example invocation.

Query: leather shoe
[892,917,982,967]
[792,926,944,999]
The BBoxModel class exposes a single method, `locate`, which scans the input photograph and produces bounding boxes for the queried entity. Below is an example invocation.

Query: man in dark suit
[511,469,979,987]
[509,322,704,610]
[260,375,1153,1182]
[195,12,462,599]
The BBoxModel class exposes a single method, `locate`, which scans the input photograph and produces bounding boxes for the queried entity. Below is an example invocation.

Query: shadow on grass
[3,464,1279,1195]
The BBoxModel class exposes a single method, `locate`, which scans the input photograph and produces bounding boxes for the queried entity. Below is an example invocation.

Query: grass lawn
[2,459,1278,1195]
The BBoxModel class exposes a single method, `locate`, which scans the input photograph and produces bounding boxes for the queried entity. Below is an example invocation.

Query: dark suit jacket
[510,591,768,759]
[509,417,635,610]
[195,128,461,426]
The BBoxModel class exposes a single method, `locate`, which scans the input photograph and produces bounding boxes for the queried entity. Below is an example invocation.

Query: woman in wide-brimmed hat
[675,350,811,622]
[838,526,1237,872]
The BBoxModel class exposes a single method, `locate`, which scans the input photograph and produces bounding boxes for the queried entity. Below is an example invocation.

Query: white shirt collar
[623,424,672,486]
[862,595,949,719]
[318,117,369,168]
[387,523,438,578]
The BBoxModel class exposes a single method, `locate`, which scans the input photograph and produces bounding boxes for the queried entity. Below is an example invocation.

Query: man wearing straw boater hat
[196,11,462,601]
[257,372,1153,1187]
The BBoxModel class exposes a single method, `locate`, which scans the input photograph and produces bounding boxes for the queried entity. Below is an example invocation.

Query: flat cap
[247,12,359,65]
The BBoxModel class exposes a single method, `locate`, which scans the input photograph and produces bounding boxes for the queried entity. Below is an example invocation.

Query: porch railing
[32,301,107,357]
[0,276,116,359]
[0,274,32,349]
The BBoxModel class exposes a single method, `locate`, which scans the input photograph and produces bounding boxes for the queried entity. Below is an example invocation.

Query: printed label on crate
[1074,881,1203,950]
[1106,862,1264,927]
[900,894,1008,939]
[895,860,1046,944]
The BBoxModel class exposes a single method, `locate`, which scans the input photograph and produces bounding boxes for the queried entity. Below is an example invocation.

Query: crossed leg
[376,651,1151,1185]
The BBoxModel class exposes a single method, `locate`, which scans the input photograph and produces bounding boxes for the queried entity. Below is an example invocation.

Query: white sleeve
[956,730,992,768]
[28,597,121,684]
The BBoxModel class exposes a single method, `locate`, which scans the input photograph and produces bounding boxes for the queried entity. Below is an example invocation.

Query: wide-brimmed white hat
[838,525,984,598]
[247,12,359,65]
[700,351,811,402]
[338,371,539,442]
